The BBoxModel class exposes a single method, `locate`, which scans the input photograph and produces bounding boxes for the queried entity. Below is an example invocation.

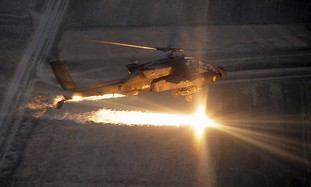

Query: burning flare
[28,95,219,139]
[86,107,218,127]
[26,94,126,117]
[193,105,212,140]
[84,105,219,140]
[68,94,125,102]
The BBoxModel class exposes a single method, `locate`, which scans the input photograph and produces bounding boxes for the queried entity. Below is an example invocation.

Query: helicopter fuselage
[50,55,226,108]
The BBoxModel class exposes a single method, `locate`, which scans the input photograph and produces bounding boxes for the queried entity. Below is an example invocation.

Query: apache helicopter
[50,40,227,109]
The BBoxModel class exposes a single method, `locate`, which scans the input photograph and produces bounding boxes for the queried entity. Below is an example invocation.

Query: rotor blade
[182,47,260,53]
[93,40,157,51]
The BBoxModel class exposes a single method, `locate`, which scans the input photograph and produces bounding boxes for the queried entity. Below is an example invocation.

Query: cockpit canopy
[185,58,218,72]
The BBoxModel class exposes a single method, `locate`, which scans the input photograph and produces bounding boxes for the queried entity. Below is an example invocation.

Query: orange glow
[191,104,219,142]
[84,107,219,135]
[41,95,220,138]
[53,95,65,105]
[68,94,125,102]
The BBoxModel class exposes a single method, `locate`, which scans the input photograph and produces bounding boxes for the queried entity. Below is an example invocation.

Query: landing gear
[172,90,180,97]
[185,94,193,102]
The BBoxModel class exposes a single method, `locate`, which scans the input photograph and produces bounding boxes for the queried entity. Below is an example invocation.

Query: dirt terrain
[0,0,311,186]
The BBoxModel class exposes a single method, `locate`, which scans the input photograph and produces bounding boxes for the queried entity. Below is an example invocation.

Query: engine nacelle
[142,67,173,79]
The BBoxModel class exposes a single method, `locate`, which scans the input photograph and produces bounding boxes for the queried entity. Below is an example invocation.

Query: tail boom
[50,61,76,91]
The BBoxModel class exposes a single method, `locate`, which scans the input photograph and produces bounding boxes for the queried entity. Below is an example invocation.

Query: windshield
[186,59,217,72]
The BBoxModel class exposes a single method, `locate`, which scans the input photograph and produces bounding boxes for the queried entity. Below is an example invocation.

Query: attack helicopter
[50,40,227,109]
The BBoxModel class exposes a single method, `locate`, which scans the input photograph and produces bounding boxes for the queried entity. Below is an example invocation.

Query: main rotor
[93,40,189,55]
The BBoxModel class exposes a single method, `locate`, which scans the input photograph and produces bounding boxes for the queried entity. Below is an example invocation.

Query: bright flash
[48,95,219,138]
[84,106,219,135]
[192,105,219,140]
[53,95,65,105]
[88,109,189,126]
[67,94,125,102]
[193,105,208,140]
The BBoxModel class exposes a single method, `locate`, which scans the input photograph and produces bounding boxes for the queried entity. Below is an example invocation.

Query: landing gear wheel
[185,94,193,102]
[172,90,180,97]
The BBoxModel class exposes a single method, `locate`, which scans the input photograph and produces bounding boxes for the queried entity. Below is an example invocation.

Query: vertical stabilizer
[50,61,76,91]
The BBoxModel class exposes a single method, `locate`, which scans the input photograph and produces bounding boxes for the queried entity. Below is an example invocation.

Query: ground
[0,1,311,186]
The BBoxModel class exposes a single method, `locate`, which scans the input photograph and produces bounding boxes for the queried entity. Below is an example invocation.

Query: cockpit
[185,58,218,73]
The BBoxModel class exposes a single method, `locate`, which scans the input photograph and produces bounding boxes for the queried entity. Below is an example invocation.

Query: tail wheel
[185,94,193,102]
[56,99,65,109]
[172,90,180,97]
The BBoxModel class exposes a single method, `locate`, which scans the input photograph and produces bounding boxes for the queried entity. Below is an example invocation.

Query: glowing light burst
[50,95,219,138]
[53,95,66,105]
[68,94,125,102]
[193,105,216,140]
[85,107,219,137]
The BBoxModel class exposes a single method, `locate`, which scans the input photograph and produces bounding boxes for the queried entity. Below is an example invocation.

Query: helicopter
[50,40,227,109]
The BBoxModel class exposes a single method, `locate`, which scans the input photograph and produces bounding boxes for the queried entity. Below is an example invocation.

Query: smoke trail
[25,96,55,118]
[25,94,126,118]
[25,95,219,139]
[40,107,219,133]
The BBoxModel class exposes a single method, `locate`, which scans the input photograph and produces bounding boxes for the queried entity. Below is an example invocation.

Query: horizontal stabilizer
[50,61,76,91]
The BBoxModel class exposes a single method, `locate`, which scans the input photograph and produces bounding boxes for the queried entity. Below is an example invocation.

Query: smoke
[66,94,125,102]
[40,108,195,126]
[25,95,218,127]
[25,96,55,118]
[87,108,191,126]
[42,111,88,124]
[25,94,126,118]
[25,95,219,140]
